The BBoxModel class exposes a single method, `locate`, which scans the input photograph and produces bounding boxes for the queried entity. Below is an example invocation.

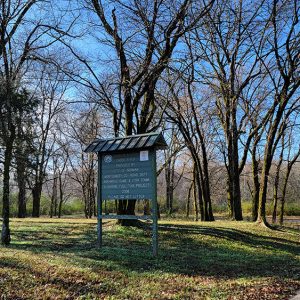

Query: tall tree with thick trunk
[0,89,15,245]
[257,0,300,226]
[29,66,70,217]
[162,70,215,221]
[0,0,39,244]
[15,97,37,218]
[279,127,300,225]
[71,0,215,223]
[0,87,34,244]
[190,0,268,220]
[65,107,100,218]
[0,0,77,242]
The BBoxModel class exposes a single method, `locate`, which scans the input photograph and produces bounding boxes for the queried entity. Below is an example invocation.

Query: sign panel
[101,150,155,200]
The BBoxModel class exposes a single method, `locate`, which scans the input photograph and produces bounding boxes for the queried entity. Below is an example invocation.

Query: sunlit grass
[0,218,299,299]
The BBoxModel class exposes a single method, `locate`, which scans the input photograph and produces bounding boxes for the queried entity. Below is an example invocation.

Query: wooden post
[152,151,158,257]
[97,153,102,248]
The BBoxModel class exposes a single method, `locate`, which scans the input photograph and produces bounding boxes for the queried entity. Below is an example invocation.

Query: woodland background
[1,0,300,245]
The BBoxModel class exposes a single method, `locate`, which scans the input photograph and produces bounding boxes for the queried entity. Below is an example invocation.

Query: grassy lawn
[0,218,299,299]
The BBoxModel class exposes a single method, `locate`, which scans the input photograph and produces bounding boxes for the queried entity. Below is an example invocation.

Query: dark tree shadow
[7,221,300,280]
[159,223,300,255]
[0,257,118,296]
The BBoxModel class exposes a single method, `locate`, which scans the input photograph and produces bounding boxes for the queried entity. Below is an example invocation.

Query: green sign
[101,150,155,200]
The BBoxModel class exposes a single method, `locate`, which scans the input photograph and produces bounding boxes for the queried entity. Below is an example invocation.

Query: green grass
[0,218,299,299]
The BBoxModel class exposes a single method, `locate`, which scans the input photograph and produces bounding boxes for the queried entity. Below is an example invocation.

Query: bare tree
[257,0,300,226]
[50,156,58,218]
[279,125,300,225]
[29,66,69,217]
[62,0,215,223]
[14,94,37,218]
[57,150,70,218]
[64,107,101,218]
[163,126,186,215]
[189,0,269,220]
[162,70,215,221]
[49,145,70,218]
[0,0,76,243]
[0,0,41,245]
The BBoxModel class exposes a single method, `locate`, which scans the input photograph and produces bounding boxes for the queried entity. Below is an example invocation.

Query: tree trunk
[227,178,233,218]
[58,199,63,218]
[32,183,42,217]
[197,127,214,221]
[58,174,63,218]
[127,199,135,215]
[186,181,193,218]
[193,166,199,221]
[279,167,291,225]
[84,202,88,219]
[16,148,27,218]
[58,202,63,218]
[193,183,199,221]
[54,184,58,217]
[279,184,287,226]
[143,200,151,215]
[272,140,284,223]
[17,180,26,218]
[169,157,175,214]
[224,104,243,221]
[157,202,161,220]
[1,135,14,245]
[252,173,260,222]
[117,200,138,226]
[50,176,58,218]
[165,162,171,213]
[251,143,260,221]
[257,140,273,226]
[272,173,280,224]
[195,169,204,221]
[272,191,278,224]
[17,172,27,218]
[230,134,243,220]
[258,104,286,226]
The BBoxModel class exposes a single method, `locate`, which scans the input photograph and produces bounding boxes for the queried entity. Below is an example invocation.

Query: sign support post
[152,152,158,256]
[97,153,102,248]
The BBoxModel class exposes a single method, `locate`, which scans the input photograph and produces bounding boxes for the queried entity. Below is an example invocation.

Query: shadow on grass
[0,256,117,296]
[7,221,300,280]
[159,224,300,255]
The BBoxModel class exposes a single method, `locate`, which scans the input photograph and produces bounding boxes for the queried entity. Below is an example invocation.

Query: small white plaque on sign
[104,155,112,163]
[140,150,149,161]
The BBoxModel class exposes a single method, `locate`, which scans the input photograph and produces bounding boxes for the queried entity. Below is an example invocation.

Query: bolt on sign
[84,132,168,256]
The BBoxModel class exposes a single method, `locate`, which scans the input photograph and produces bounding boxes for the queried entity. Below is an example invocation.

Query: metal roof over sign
[84,132,168,153]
